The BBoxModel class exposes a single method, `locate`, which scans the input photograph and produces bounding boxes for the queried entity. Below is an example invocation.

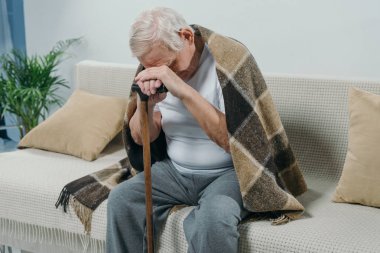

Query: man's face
[138,30,195,80]
[139,44,179,71]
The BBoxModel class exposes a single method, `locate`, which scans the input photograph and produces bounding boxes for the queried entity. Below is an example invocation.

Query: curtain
[0,0,12,53]
[0,0,13,139]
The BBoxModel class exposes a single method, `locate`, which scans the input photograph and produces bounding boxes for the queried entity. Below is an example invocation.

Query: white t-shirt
[155,45,233,175]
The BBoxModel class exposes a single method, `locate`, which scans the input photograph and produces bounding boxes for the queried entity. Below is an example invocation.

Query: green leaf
[0,37,81,137]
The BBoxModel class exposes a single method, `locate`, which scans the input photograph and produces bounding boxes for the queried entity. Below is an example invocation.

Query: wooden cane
[140,99,154,253]
[132,83,168,253]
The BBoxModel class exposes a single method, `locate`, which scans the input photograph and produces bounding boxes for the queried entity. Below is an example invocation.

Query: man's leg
[183,169,249,253]
[106,159,194,253]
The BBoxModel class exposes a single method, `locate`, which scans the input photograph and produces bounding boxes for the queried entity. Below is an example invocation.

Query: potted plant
[0,38,81,138]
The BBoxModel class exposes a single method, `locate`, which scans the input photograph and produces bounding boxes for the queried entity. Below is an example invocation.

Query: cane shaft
[140,101,154,253]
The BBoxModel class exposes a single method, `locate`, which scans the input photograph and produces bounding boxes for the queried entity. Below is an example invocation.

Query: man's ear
[178,28,194,43]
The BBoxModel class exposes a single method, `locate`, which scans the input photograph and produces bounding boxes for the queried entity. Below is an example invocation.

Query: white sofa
[1,60,380,253]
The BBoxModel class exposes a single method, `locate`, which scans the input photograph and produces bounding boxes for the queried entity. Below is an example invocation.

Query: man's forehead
[139,45,175,67]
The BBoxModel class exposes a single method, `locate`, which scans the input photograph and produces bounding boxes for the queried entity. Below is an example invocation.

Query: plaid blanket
[56,25,307,234]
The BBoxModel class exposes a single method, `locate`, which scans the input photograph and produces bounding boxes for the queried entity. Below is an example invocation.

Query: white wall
[24,0,380,95]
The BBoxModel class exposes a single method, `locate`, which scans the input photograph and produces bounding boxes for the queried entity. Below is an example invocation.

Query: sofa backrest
[76,60,136,98]
[266,75,380,181]
[75,60,380,182]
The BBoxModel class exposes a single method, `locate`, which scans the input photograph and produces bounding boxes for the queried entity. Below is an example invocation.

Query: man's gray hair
[129,7,192,58]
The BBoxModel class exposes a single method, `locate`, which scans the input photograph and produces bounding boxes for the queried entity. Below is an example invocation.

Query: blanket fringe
[55,186,71,213]
[55,188,94,234]
[270,214,290,225]
[0,217,104,253]
[242,211,302,226]
[70,197,94,234]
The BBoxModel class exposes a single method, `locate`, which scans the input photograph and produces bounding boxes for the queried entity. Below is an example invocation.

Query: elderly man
[107,6,306,253]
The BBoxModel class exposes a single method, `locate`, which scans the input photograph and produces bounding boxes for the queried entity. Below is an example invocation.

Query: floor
[0,138,18,153]
[0,245,25,253]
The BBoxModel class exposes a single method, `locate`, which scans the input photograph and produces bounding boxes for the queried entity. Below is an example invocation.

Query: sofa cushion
[332,87,380,207]
[18,89,128,161]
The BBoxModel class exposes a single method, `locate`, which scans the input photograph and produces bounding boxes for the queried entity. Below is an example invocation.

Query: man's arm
[134,65,230,152]
[129,98,163,145]
[181,85,230,152]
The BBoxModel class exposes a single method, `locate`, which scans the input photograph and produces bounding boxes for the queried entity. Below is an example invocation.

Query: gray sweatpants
[106,159,249,253]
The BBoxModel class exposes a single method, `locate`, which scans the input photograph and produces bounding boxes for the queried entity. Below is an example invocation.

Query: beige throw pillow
[333,87,380,208]
[19,89,128,161]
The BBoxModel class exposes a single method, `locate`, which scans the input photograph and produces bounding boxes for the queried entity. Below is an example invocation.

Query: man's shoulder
[191,24,249,53]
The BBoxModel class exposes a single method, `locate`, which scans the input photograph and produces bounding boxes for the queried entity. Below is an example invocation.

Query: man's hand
[136,92,167,109]
[135,65,187,99]
[148,93,167,106]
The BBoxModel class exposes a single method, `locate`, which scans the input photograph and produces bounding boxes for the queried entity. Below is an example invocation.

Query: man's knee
[197,195,241,228]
